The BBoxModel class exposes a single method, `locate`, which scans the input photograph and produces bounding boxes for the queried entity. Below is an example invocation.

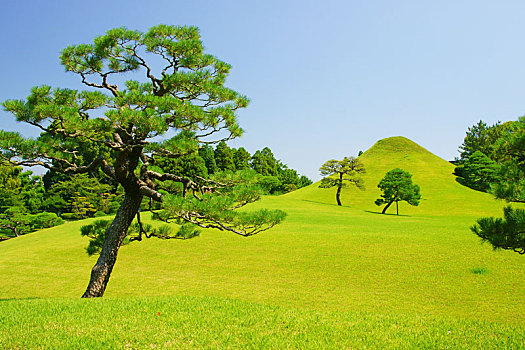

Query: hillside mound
[288,136,503,216]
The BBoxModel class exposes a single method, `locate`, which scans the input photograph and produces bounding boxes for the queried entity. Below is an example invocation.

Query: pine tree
[319,157,365,206]
[233,147,251,170]
[375,169,421,215]
[471,117,525,254]
[214,141,236,171]
[0,25,285,297]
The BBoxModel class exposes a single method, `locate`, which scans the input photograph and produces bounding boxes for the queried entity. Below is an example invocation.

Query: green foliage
[297,175,313,188]
[246,147,312,194]
[319,156,365,206]
[30,212,64,229]
[459,120,509,161]
[490,117,525,203]
[198,145,218,175]
[71,193,97,219]
[233,147,251,170]
[257,175,282,194]
[80,218,200,255]
[80,220,114,256]
[156,152,208,180]
[159,170,286,236]
[0,165,45,214]
[472,206,525,255]
[454,151,500,192]
[470,267,488,275]
[0,210,63,240]
[0,210,31,239]
[42,174,115,216]
[251,147,279,176]
[0,163,62,240]
[375,168,421,215]
[214,141,236,172]
[469,117,525,255]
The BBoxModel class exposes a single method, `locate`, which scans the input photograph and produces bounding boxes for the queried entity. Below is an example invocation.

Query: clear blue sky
[1,0,524,180]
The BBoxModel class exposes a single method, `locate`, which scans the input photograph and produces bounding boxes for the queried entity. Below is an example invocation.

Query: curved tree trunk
[336,173,343,206]
[382,200,394,214]
[82,190,143,298]
[336,185,342,206]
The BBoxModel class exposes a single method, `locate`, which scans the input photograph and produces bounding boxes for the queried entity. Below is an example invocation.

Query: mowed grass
[1,296,524,349]
[2,200,524,324]
[1,136,524,347]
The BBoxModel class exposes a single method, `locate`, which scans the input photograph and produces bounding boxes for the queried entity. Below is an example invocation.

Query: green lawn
[1,136,524,348]
[1,296,524,349]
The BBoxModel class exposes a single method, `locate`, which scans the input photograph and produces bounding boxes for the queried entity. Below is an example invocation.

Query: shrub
[60,213,77,221]
[30,212,64,229]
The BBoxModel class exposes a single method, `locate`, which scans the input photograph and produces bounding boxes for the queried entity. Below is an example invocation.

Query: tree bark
[82,190,143,298]
[382,200,394,214]
[336,173,343,206]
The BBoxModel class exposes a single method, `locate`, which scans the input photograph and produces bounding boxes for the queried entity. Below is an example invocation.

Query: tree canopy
[458,120,509,161]
[375,168,421,215]
[319,157,365,206]
[454,151,500,192]
[0,25,286,297]
[471,116,525,254]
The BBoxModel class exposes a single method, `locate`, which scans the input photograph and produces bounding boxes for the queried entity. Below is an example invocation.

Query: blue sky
[1,0,524,180]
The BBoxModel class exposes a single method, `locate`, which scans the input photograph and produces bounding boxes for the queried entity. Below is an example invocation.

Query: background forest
[0,142,311,240]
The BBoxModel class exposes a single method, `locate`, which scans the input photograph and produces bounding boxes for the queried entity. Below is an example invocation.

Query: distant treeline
[0,143,310,240]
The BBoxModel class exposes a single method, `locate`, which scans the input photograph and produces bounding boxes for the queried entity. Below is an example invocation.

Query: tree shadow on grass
[364,210,410,217]
[0,297,40,302]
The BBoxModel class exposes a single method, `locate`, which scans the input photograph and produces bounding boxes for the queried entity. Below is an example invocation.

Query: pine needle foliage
[375,168,421,215]
[471,117,525,254]
[472,206,525,254]
[319,157,365,206]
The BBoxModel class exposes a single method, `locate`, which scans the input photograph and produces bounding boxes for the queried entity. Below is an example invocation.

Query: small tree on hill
[375,168,421,215]
[319,157,365,206]
[0,25,285,297]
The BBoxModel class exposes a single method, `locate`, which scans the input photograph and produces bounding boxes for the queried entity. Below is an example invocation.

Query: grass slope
[1,136,524,347]
[289,136,505,216]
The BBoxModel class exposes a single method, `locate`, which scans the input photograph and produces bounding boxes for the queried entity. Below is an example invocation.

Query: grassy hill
[1,136,524,348]
[289,136,505,216]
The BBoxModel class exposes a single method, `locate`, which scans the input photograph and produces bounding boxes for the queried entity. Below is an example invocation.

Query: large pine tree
[0,25,285,297]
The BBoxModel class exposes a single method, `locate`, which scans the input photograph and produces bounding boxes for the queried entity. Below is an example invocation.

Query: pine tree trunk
[82,190,143,298]
[336,173,343,206]
[382,200,394,214]
[396,200,399,215]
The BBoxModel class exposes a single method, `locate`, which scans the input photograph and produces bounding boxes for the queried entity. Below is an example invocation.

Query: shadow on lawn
[364,210,410,217]
[0,297,40,302]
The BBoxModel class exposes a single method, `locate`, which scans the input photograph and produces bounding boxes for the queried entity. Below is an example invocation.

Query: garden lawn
[1,136,524,348]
